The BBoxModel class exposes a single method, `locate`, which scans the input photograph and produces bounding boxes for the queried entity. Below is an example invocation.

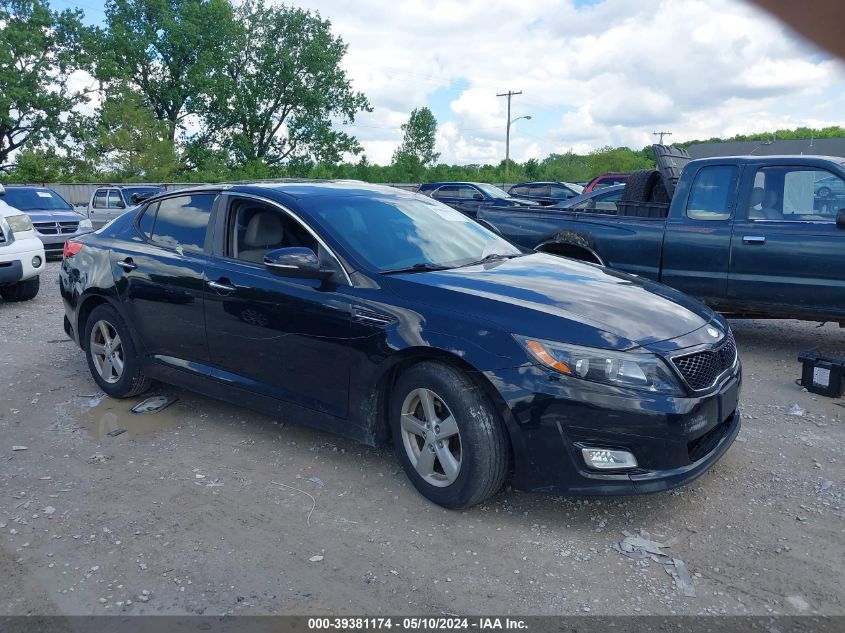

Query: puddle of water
[81,394,184,440]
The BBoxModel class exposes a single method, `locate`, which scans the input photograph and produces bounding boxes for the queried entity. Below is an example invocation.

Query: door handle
[208,279,236,292]
[117,258,137,271]
[742,235,766,245]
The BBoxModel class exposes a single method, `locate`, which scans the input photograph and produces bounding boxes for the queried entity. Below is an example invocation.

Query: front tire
[84,304,152,398]
[0,276,40,302]
[390,362,510,508]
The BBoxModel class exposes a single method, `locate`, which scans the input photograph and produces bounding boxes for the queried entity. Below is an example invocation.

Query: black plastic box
[798,351,845,397]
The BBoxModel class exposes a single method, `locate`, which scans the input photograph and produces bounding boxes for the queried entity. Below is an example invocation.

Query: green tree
[0,0,93,169]
[199,0,370,166]
[96,0,237,142]
[94,89,178,180]
[392,107,439,175]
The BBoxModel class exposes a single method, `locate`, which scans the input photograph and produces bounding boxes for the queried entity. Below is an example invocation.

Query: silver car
[0,186,94,258]
[87,185,166,227]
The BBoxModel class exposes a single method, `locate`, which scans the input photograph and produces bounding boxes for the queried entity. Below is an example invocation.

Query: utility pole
[653,131,673,144]
[497,90,522,181]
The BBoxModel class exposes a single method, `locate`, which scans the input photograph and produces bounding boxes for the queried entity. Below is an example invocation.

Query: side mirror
[838,209,845,229]
[472,193,484,201]
[264,247,333,280]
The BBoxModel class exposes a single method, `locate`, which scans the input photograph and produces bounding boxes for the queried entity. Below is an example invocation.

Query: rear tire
[0,276,40,302]
[622,169,662,203]
[84,304,152,398]
[390,362,510,509]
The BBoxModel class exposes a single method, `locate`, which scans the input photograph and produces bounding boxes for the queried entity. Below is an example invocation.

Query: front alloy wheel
[399,388,462,487]
[391,362,510,509]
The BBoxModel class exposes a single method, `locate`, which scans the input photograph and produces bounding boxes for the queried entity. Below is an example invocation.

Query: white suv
[0,185,46,302]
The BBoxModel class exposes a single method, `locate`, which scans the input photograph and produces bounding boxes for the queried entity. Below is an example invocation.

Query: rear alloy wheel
[817,186,832,198]
[391,362,510,508]
[84,304,152,398]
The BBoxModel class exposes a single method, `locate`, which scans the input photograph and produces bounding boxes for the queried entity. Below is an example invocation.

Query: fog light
[581,447,638,470]
[32,256,42,268]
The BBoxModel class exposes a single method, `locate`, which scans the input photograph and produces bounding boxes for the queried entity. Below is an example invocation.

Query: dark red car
[584,173,630,192]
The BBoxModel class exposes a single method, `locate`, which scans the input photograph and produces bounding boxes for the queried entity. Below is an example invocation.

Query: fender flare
[534,235,605,266]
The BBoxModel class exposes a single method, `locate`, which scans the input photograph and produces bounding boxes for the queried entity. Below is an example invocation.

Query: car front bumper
[487,363,741,496]
[0,238,46,284]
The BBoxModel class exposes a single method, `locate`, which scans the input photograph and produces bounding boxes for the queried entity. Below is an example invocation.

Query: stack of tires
[618,169,672,218]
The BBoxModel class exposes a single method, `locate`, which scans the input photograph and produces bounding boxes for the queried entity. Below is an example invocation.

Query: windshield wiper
[460,253,523,267]
[380,262,454,275]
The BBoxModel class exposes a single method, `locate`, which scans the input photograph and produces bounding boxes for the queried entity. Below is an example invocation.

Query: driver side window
[227,199,319,265]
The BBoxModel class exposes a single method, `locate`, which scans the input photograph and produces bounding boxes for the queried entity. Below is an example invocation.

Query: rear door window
[686,166,738,221]
[148,194,216,253]
[432,185,457,199]
[107,190,123,209]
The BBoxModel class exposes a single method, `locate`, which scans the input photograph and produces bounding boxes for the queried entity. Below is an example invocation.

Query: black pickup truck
[477,146,845,323]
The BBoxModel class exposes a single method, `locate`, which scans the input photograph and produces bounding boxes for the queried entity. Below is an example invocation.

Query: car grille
[0,227,5,244]
[672,331,737,391]
[33,221,79,235]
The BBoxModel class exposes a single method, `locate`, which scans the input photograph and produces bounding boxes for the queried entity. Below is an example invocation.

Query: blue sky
[61,0,845,165]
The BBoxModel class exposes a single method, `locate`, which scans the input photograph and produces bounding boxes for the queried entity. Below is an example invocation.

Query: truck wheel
[622,169,662,203]
[390,362,510,509]
[0,276,40,302]
[84,304,152,398]
[817,186,831,198]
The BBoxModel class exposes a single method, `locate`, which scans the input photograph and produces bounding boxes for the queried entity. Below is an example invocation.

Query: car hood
[385,253,717,351]
[24,209,85,223]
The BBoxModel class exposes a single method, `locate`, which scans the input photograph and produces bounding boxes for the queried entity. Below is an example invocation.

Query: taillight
[64,240,84,258]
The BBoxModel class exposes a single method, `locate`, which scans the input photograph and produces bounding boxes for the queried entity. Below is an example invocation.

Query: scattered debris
[106,428,127,437]
[271,481,317,526]
[309,555,324,563]
[131,395,177,415]
[308,477,325,488]
[787,404,806,417]
[12,446,28,451]
[612,530,696,597]
[819,480,833,492]
[43,506,56,515]
[87,453,112,465]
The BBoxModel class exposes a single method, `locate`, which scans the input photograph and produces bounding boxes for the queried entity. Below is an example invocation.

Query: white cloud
[283,0,845,164]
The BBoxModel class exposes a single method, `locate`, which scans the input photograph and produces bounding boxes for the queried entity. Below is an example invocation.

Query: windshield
[475,183,510,199]
[1,188,73,211]
[304,194,521,272]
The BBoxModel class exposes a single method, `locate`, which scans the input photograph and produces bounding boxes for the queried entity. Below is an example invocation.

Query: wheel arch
[366,348,518,457]
[76,293,140,354]
[535,239,604,265]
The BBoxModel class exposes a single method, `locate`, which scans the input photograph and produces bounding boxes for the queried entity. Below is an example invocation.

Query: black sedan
[59,182,740,508]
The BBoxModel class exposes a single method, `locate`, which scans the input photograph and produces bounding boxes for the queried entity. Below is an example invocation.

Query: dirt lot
[1,262,843,616]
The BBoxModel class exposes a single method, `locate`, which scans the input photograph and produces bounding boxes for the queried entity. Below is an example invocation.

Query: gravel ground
[0,262,843,616]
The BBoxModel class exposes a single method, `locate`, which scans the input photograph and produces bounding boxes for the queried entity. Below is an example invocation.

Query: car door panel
[112,193,216,366]
[728,165,845,318]
[203,196,354,418]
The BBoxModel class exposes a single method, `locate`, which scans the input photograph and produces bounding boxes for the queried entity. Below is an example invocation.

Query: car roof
[690,154,845,165]
[164,180,420,202]
[419,182,490,188]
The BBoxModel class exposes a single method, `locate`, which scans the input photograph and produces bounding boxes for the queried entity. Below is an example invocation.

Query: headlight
[6,214,33,233]
[78,219,93,229]
[514,335,684,395]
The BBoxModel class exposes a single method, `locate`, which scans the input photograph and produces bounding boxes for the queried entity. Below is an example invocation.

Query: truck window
[686,166,738,221]
[748,167,842,222]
